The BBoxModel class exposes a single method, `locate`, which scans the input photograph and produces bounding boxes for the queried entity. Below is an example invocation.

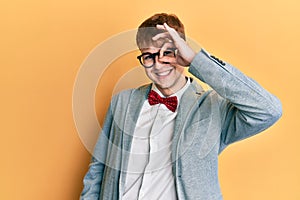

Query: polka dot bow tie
[148,90,178,112]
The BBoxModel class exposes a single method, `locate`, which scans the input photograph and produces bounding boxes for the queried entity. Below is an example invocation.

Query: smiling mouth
[156,69,172,77]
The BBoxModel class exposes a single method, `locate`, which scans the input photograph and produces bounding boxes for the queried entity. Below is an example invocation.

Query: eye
[163,49,176,57]
[142,54,153,60]
[163,50,173,56]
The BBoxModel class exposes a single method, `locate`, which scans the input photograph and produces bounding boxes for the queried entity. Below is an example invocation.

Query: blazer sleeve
[80,103,114,200]
[189,49,282,153]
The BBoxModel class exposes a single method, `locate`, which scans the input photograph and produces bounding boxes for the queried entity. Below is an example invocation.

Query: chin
[156,82,175,91]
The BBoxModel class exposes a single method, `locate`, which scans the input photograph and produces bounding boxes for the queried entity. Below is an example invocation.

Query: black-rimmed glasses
[137,48,177,68]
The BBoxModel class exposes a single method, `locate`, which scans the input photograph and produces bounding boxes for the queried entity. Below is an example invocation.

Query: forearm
[189,49,282,145]
[80,157,105,200]
[189,49,281,116]
[80,102,115,199]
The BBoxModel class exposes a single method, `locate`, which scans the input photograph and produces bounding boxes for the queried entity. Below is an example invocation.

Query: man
[80,13,282,200]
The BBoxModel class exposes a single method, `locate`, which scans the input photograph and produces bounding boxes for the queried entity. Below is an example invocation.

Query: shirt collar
[151,77,191,103]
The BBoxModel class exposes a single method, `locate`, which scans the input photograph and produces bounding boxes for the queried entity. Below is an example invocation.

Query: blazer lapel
[120,80,205,187]
[171,78,205,164]
[122,84,151,151]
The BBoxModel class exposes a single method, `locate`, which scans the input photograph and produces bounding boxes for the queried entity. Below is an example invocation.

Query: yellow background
[1,0,299,199]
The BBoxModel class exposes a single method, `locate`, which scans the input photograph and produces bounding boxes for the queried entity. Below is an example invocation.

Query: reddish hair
[136,13,185,49]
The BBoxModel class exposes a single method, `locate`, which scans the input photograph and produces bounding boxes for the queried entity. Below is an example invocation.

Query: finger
[152,32,171,41]
[156,24,166,30]
[159,42,175,58]
[170,52,190,67]
[163,23,181,41]
[155,23,181,43]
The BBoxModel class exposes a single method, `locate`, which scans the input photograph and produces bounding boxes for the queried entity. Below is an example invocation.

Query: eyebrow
[141,47,176,54]
[141,48,159,52]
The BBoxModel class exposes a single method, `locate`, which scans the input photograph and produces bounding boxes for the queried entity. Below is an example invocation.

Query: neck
[156,76,187,97]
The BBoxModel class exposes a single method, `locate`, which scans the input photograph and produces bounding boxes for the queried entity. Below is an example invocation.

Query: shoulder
[111,83,152,105]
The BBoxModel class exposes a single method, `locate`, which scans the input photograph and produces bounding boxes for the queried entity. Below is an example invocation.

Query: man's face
[140,42,185,95]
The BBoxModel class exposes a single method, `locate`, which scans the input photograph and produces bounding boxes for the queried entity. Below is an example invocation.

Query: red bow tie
[148,90,178,112]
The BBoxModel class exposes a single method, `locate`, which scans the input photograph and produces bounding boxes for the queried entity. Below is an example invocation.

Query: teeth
[157,70,171,76]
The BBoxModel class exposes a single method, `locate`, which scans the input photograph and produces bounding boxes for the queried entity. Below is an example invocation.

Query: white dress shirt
[122,78,190,200]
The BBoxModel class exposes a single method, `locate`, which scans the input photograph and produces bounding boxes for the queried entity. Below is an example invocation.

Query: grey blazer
[80,49,282,200]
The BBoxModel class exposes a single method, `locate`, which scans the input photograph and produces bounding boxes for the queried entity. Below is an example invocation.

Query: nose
[154,55,170,69]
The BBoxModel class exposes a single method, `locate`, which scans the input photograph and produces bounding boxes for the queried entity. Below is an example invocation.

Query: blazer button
[211,55,225,66]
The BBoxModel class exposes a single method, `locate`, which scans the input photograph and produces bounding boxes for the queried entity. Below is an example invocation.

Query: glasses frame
[137,48,177,68]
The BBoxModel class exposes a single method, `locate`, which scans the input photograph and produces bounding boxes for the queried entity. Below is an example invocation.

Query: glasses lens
[140,53,154,68]
[162,49,176,58]
[138,49,177,68]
